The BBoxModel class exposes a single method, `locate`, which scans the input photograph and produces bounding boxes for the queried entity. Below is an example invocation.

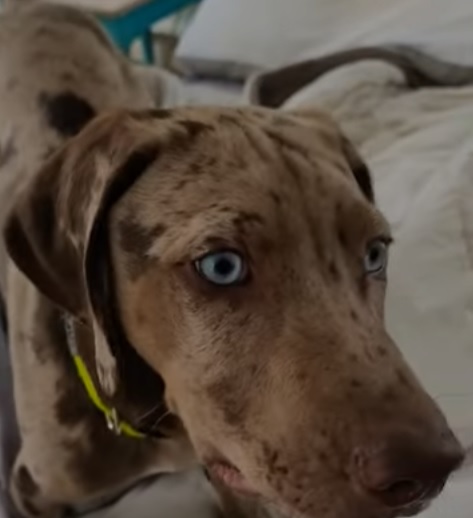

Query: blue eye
[195,250,247,286]
[364,239,388,276]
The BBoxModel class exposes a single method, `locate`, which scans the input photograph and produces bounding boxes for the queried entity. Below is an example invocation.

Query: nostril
[353,436,464,509]
[376,479,425,508]
[354,449,428,507]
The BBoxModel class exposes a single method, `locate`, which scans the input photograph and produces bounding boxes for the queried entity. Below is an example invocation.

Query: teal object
[99,0,200,64]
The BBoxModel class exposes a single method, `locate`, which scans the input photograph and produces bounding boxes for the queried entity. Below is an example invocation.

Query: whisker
[151,409,172,430]
[135,401,167,426]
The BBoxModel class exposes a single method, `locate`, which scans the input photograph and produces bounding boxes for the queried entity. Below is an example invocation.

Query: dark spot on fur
[396,368,412,388]
[15,466,39,495]
[350,309,359,322]
[60,71,75,82]
[39,91,96,137]
[348,352,359,363]
[267,448,279,467]
[307,237,322,266]
[376,345,387,357]
[350,379,363,389]
[269,190,282,206]
[118,220,166,280]
[338,228,348,249]
[175,177,191,190]
[248,363,258,377]
[173,209,189,219]
[0,134,17,168]
[318,451,329,463]
[328,260,339,281]
[383,388,397,402]
[119,220,165,257]
[23,329,50,365]
[297,371,308,382]
[233,211,264,233]
[180,120,212,136]
[262,443,293,481]
[276,465,289,475]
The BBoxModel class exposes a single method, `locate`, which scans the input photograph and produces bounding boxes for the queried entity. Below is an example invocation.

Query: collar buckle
[106,408,122,436]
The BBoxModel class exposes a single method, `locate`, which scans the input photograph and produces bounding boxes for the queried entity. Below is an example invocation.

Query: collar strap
[64,315,145,440]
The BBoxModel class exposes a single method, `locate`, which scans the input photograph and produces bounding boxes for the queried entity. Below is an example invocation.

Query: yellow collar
[64,315,145,439]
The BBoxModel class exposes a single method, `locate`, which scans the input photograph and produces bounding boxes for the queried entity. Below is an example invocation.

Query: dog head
[5,107,464,518]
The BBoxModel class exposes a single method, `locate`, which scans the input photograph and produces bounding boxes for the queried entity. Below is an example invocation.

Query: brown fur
[0,5,464,518]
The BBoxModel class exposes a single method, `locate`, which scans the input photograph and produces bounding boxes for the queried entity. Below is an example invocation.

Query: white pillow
[176,0,473,80]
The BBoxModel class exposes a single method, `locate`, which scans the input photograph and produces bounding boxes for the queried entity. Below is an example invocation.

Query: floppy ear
[340,135,374,203]
[4,111,161,396]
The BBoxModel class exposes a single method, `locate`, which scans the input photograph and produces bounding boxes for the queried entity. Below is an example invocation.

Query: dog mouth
[206,459,257,496]
[206,458,439,518]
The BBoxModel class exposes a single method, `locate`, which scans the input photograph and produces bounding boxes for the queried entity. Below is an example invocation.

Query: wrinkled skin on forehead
[5,107,462,518]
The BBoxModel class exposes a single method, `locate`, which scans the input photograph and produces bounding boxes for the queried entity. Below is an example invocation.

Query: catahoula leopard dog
[0,2,465,518]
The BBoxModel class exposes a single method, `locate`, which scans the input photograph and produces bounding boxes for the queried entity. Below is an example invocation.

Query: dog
[0,3,465,518]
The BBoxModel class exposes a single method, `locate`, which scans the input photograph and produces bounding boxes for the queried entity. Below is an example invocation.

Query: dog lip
[206,458,258,496]
[206,460,433,518]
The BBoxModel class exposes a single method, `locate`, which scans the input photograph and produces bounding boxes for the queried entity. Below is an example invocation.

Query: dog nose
[354,432,464,508]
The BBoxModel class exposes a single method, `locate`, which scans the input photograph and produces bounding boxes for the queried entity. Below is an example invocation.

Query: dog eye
[195,251,247,286]
[364,239,388,276]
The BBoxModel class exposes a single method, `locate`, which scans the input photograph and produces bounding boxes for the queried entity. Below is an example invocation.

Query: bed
[2,0,473,516]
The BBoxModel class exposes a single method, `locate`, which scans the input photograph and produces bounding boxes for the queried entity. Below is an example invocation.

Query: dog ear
[340,135,374,203]
[4,111,161,395]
